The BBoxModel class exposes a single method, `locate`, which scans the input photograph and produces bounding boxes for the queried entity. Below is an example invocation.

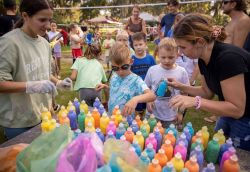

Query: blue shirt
[108,73,149,115]
[167,28,174,38]
[160,13,176,37]
[154,38,161,45]
[131,54,156,80]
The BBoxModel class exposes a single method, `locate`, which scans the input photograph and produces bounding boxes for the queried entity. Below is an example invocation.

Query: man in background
[222,0,250,51]
[160,0,179,37]
[204,0,250,123]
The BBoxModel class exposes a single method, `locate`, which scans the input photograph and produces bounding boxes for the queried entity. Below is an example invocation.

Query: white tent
[121,12,158,23]
[139,12,158,22]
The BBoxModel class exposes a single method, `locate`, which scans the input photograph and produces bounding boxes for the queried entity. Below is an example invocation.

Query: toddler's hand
[147,102,155,113]
[95,84,106,91]
[122,98,138,116]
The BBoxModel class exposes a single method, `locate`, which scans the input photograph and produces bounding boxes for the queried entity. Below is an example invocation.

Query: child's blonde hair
[158,38,178,52]
[109,42,131,65]
[116,30,129,40]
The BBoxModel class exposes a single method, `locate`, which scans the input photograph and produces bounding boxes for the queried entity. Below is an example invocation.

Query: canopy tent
[121,12,158,24]
[139,12,158,22]
[87,16,122,25]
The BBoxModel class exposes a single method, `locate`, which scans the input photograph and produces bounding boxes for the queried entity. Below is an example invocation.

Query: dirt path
[61,52,72,64]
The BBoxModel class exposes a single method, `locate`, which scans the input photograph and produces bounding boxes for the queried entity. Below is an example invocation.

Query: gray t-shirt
[145,64,189,121]
[0,29,52,128]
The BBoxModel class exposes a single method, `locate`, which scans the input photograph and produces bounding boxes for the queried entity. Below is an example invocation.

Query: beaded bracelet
[195,96,201,109]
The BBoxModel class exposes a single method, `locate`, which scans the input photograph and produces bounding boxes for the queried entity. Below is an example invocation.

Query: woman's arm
[0,81,26,93]
[202,74,245,118]
[142,20,147,35]
[170,74,246,119]
[168,75,214,99]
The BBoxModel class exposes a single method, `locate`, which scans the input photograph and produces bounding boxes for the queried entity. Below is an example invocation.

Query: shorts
[79,88,101,107]
[156,118,176,129]
[72,48,83,59]
[53,52,61,58]
[215,116,250,151]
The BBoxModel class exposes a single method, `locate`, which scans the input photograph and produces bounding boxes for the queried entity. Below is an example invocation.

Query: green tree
[80,0,107,20]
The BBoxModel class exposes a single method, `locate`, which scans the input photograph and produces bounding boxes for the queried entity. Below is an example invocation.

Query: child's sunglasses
[222,0,234,4]
[111,64,130,71]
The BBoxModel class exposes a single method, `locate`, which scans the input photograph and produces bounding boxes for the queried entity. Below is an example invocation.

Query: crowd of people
[0,0,250,151]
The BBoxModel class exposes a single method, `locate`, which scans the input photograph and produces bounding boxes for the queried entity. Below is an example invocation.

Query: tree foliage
[0,0,249,26]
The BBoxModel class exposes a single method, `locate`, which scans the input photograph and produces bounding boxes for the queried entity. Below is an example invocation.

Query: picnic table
[0,124,250,171]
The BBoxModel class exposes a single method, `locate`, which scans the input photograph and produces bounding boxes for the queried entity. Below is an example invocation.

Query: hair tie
[211,25,222,39]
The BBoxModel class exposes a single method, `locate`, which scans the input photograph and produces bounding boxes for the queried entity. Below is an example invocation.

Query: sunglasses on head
[222,0,234,4]
[111,64,130,71]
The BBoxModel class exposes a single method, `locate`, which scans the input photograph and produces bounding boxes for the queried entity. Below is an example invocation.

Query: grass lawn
[0,43,216,144]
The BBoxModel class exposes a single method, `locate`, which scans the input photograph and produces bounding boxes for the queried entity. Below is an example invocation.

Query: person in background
[153,14,165,59]
[96,42,156,116]
[0,0,20,36]
[103,31,115,70]
[125,5,147,49]
[205,0,250,123]
[160,0,179,37]
[169,13,250,151]
[131,32,156,118]
[59,27,69,46]
[167,12,184,38]
[48,21,63,75]
[131,32,156,80]
[116,30,135,55]
[93,25,101,44]
[145,38,189,129]
[69,23,84,64]
[222,0,250,50]
[0,0,72,139]
[70,43,107,106]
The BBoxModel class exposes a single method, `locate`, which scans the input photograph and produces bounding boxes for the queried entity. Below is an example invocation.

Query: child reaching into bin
[145,38,190,129]
[70,43,107,106]
[96,42,156,116]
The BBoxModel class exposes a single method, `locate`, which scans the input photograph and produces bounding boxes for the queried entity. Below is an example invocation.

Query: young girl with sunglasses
[70,43,107,106]
[96,42,156,116]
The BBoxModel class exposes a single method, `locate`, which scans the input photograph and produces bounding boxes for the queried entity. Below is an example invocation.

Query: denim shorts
[215,116,250,151]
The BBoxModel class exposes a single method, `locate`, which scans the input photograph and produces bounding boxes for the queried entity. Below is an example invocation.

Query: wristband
[195,96,201,109]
